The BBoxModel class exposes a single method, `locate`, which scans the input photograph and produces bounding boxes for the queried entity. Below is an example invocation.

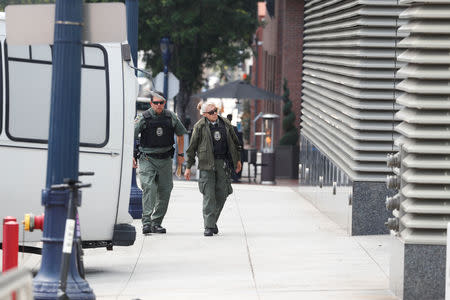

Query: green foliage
[87,0,258,119]
[279,78,299,146]
[137,0,258,118]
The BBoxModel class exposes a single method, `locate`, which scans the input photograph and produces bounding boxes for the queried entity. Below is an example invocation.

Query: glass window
[6,44,109,147]
[31,45,52,61]
[7,44,29,59]
[84,46,105,67]
[80,68,108,144]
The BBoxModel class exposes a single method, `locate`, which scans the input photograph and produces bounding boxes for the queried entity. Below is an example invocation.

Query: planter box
[275,145,299,179]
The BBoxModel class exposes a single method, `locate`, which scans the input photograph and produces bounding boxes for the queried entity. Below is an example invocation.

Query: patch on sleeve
[134,114,143,124]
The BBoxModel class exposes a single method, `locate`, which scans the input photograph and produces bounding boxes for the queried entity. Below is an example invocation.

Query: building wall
[281,0,304,128]
[251,0,305,148]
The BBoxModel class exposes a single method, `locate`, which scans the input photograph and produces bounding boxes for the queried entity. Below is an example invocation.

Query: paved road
[2,180,397,300]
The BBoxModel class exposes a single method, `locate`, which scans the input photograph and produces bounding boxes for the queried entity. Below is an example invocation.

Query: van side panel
[115,53,137,224]
[0,41,135,245]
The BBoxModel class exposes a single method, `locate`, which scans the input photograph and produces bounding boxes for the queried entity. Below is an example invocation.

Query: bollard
[2,220,19,272]
[3,216,17,225]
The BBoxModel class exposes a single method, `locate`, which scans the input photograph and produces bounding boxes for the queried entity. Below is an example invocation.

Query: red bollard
[3,216,17,225]
[2,220,19,272]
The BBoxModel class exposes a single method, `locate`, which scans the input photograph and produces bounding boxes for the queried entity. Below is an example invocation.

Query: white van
[0,13,137,250]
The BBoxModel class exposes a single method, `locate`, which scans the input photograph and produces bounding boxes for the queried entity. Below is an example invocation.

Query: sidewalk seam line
[233,190,261,300]
[355,237,389,278]
[117,234,146,299]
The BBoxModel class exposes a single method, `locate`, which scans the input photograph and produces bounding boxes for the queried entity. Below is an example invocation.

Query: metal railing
[0,269,33,300]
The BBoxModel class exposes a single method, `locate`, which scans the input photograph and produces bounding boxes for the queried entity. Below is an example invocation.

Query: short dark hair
[226,114,232,121]
[151,90,166,102]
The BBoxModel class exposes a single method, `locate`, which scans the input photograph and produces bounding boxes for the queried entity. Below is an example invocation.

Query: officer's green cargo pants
[138,155,173,227]
[198,159,233,229]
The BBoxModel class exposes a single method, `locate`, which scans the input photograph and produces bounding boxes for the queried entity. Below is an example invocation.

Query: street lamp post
[32,0,95,299]
[126,0,143,219]
[160,37,172,109]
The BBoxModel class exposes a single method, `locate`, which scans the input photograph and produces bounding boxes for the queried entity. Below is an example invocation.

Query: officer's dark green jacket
[186,116,241,170]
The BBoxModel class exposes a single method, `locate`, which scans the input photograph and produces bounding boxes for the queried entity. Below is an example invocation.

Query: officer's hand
[184,169,191,181]
[133,158,137,169]
[177,155,185,165]
[236,161,242,173]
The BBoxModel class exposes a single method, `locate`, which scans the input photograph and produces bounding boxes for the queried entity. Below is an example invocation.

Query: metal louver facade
[390,0,450,246]
[301,0,405,182]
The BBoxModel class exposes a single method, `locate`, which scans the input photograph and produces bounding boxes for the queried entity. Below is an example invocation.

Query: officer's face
[203,105,218,122]
[151,97,166,114]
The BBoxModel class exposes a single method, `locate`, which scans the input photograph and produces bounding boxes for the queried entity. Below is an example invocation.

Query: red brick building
[250,0,304,148]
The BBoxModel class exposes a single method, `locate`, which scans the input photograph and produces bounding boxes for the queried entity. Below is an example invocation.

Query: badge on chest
[214,130,221,141]
[156,127,164,136]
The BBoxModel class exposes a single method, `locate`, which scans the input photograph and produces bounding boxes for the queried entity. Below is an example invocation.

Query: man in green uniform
[184,102,242,236]
[134,91,187,234]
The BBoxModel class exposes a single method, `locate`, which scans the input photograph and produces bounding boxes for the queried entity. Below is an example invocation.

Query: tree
[279,78,299,146]
[138,0,258,122]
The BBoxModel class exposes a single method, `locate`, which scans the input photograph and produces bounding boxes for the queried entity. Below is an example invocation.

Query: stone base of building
[299,136,393,236]
[390,238,446,300]
[351,182,393,235]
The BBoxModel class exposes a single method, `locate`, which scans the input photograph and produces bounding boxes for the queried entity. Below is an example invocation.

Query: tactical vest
[140,110,175,148]
[209,119,228,157]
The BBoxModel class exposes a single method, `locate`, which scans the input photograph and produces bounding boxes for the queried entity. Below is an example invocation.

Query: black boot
[204,228,214,236]
[213,224,219,234]
[151,224,167,234]
[142,225,152,235]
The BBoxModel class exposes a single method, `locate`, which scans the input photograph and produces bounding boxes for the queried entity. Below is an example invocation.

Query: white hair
[201,101,216,114]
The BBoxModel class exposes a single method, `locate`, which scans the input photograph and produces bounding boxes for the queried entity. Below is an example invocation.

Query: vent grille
[394,0,450,245]
[301,0,405,182]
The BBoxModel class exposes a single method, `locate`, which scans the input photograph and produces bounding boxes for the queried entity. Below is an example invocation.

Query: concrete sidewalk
[86,181,396,300]
[2,180,397,300]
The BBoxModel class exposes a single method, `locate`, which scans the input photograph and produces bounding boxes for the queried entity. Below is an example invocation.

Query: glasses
[206,108,218,115]
[152,101,165,105]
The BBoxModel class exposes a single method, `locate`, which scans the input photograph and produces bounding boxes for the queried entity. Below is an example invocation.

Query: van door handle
[111,152,120,157]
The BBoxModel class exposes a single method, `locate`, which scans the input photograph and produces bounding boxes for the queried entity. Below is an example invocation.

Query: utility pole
[126,0,143,219]
[160,36,171,108]
[32,1,95,299]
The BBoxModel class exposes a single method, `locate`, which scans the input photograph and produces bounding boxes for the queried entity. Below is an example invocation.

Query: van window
[5,44,109,147]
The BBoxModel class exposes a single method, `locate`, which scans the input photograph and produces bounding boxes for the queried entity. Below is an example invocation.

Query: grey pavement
[2,180,397,300]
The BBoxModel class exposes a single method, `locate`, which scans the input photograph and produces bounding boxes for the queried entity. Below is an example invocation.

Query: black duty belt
[214,154,228,160]
[144,148,174,159]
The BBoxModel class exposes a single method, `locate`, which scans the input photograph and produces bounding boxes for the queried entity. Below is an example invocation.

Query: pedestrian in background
[184,102,242,236]
[134,91,187,234]
[226,114,244,182]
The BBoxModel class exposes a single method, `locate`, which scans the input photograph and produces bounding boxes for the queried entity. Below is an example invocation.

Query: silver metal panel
[398,49,450,64]
[301,0,401,182]
[303,82,402,111]
[303,74,399,100]
[396,94,450,109]
[402,198,450,214]
[304,48,398,58]
[304,54,402,69]
[393,1,450,245]
[399,137,450,155]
